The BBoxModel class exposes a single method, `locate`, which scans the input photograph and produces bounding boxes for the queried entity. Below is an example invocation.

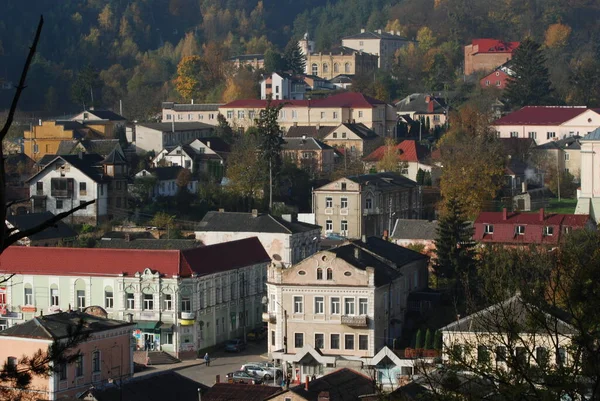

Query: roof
[505,158,531,176]
[363,139,429,162]
[162,102,224,112]
[137,122,214,132]
[330,74,354,84]
[7,212,78,242]
[286,125,336,140]
[196,137,231,153]
[203,383,282,401]
[396,94,447,114]
[343,30,412,41]
[313,45,366,56]
[0,237,270,278]
[27,153,106,183]
[268,368,377,401]
[96,238,203,250]
[0,311,134,340]
[198,211,321,234]
[330,123,380,140]
[392,219,438,240]
[78,371,209,401]
[493,106,588,126]
[582,127,600,141]
[282,137,334,151]
[147,166,185,181]
[222,92,387,110]
[535,135,581,150]
[230,53,264,61]
[470,39,520,54]
[344,172,418,189]
[56,139,122,157]
[82,110,127,121]
[102,148,127,165]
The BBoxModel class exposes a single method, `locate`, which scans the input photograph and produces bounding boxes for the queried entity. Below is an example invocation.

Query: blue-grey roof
[7,211,77,242]
[583,127,600,141]
[392,219,438,240]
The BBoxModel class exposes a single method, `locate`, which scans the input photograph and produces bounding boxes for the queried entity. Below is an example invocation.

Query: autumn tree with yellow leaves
[544,23,572,49]
[174,55,207,100]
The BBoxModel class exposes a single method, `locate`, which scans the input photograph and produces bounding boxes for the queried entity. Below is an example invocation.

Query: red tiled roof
[493,106,589,126]
[471,39,520,54]
[221,92,387,109]
[363,140,429,162]
[473,210,591,245]
[0,237,270,277]
[221,99,308,108]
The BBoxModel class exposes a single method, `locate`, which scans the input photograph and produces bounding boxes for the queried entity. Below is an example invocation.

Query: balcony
[341,315,368,327]
[180,311,195,320]
[262,312,276,323]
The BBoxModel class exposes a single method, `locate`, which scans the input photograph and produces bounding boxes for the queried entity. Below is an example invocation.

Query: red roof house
[464,39,520,75]
[362,140,433,182]
[493,106,589,126]
[473,208,593,245]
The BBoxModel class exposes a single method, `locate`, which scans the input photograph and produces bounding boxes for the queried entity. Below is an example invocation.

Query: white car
[241,363,282,380]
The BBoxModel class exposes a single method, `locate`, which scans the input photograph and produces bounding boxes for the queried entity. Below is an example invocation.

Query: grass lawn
[543,198,578,214]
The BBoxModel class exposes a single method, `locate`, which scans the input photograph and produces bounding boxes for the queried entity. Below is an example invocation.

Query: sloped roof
[314,45,367,56]
[96,239,203,250]
[330,123,380,140]
[137,122,214,132]
[0,311,134,340]
[535,135,581,150]
[148,166,185,181]
[396,94,447,114]
[162,102,224,112]
[198,211,321,234]
[286,125,336,140]
[102,148,127,165]
[221,99,309,109]
[222,92,387,109]
[505,158,532,176]
[363,140,429,162]
[343,30,412,41]
[392,219,438,240]
[282,137,334,151]
[84,110,127,121]
[28,153,106,183]
[343,172,418,189]
[196,137,231,153]
[493,106,588,126]
[471,39,520,54]
[56,139,122,158]
[330,74,354,84]
[7,211,77,242]
[203,383,282,401]
[582,127,600,141]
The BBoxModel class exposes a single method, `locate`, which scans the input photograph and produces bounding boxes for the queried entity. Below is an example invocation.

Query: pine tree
[283,38,306,74]
[505,38,554,108]
[215,113,235,144]
[256,97,284,209]
[263,49,285,74]
[433,330,442,351]
[416,168,425,185]
[424,328,432,350]
[415,329,423,349]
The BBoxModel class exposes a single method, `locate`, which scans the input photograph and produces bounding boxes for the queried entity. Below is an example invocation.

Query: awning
[158,322,174,331]
[180,319,195,326]
[136,321,160,331]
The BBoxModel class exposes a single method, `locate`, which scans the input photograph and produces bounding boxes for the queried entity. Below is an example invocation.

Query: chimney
[427,100,434,113]
[502,208,507,221]
[125,233,131,242]
[318,392,330,401]
[252,209,258,217]
[539,208,545,222]
[302,135,307,140]
[425,95,431,103]
[354,247,360,259]
[38,119,42,126]
[215,375,220,384]
[360,28,365,33]
[521,181,527,193]
[78,151,84,160]
[206,141,211,149]
[218,208,225,213]
[376,29,382,34]
[383,229,388,240]
[305,376,310,391]
[191,99,194,104]
[361,235,367,243]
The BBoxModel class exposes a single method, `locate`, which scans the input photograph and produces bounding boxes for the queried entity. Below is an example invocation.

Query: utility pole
[556,153,561,202]
[269,160,273,211]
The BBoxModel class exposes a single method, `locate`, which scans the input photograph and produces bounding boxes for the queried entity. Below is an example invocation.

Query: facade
[281,137,335,175]
[576,128,600,221]
[23,121,97,162]
[322,123,384,158]
[313,172,422,239]
[396,94,448,128]
[464,39,519,76]
[305,46,378,80]
[0,311,134,401]
[229,54,265,70]
[132,122,214,153]
[0,238,270,359]
[363,139,433,182]
[260,72,307,100]
[151,137,229,178]
[473,208,594,246]
[161,102,223,125]
[196,210,321,267]
[492,106,600,145]
[134,166,198,199]
[70,109,127,138]
[534,136,581,180]
[480,67,512,90]
[342,28,412,70]
[265,238,429,381]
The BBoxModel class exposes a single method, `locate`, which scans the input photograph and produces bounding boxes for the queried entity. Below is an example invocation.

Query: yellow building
[305,46,378,80]
[23,121,94,162]
[70,109,127,138]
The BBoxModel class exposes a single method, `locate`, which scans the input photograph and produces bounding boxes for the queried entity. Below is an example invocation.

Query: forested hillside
[1,0,599,119]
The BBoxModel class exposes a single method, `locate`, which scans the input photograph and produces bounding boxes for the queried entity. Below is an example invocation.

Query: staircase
[138,351,181,365]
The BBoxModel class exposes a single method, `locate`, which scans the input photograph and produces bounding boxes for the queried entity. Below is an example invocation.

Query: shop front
[134,321,161,350]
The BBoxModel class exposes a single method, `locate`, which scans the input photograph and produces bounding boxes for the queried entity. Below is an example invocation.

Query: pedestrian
[204,352,210,367]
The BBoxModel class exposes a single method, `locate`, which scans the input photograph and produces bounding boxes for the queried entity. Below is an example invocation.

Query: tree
[222,67,259,102]
[424,329,432,350]
[283,38,306,74]
[174,55,207,101]
[71,64,101,109]
[226,133,268,210]
[150,211,175,238]
[415,329,423,349]
[214,113,235,144]
[263,48,285,74]
[544,23,572,49]
[376,137,407,173]
[505,38,554,108]
[255,97,284,210]
[175,168,192,189]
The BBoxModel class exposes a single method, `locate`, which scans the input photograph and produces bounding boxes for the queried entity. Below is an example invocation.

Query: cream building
[342,29,413,71]
[305,46,378,80]
[265,237,429,382]
[576,128,600,221]
[161,102,223,125]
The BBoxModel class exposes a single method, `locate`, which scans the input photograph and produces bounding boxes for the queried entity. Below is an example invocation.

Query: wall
[306,52,378,80]
[23,122,76,162]
[0,337,52,397]
[162,109,220,125]
[314,178,362,238]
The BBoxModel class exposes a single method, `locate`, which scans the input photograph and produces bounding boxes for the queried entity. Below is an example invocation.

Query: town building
[305,46,378,80]
[363,139,433,182]
[265,237,429,381]
[534,136,581,181]
[70,109,127,138]
[196,210,321,267]
[313,172,422,239]
[0,310,135,400]
[322,123,384,158]
[464,39,519,76]
[134,166,198,199]
[55,138,124,159]
[396,94,448,129]
[391,219,438,254]
[0,238,270,359]
[576,128,600,221]
[6,211,77,247]
[368,345,437,391]
[229,54,265,70]
[342,28,413,71]
[492,106,600,145]
[281,137,335,175]
[473,208,594,246]
[161,102,223,125]
[260,72,307,100]
[479,61,514,89]
[27,151,129,225]
[151,137,229,178]
[23,121,102,162]
[285,125,336,140]
[131,122,214,154]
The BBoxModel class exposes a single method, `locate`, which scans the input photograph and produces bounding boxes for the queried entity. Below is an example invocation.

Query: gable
[280,250,370,286]
[324,126,364,141]
[315,177,360,192]
[561,109,600,127]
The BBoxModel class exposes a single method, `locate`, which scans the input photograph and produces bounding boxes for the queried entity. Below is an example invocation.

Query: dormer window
[544,226,554,236]
[515,225,525,235]
[484,224,494,234]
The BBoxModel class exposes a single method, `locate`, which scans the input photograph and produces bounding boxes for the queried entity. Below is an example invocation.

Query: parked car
[241,363,282,380]
[246,327,267,341]
[225,370,262,385]
[224,339,246,352]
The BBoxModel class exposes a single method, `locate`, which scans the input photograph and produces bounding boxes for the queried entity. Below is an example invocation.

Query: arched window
[333,63,339,73]
[317,268,323,280]
[312,63,318,75]
[323,63,329,73]
[75,279,86,311]
[104,286,114,309]
[327,268,333,280]
[344,62,351,73]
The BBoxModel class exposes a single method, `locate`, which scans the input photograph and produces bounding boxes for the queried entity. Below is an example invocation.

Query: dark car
[225,370,263,384]
[246,327,267,342]
[224,338,246,352]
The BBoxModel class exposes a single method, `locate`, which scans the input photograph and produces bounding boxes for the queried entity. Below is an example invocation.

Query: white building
[196,210,321,268]
[161,102,223,125]
[134,166,198,199]
[132,122,214,154]
[151,137,229,178]
[576,128,600,221]
[342,29,412,71]
[260,72,306,100]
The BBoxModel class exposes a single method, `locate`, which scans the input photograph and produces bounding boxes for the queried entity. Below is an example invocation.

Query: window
[50,178,74,198]
[510,131,518,138]
[333,112,338,119]
[515,225,525,235]
[50,287,59,306]
[496,346,507,362]
[496,80,501,86]
[249,110,255,120]
[484,224,494,234]
[556,347,567,366]
[226,110,234,119]
[181,296,191,312]
[271,330,275,346]
[358,335,368,350]
[77,290,85,311]
[341,183,347,191]
[344,62,351,73]
[344,298,355,315]
[292,110,298,119]
[314,297,324,314]
[317,268,323,280]
[485,80,490,86]
[326,220,333,232]
[515,346,528,366]
[333,63,339,73]
[294,296,303,313]
[75,355,84,377]
[528,132,537,139]
[143,293,154,310]
[320,112,325,119]
[564,153,570,161]
[312,63,318,75]
[477,345,490,364]
[126,292,134,309]
[327,268,333,280]
[332,132,337,138]
[166,114,172,120]
[294,333,304,348]
[315,333,324,349]
[323,63,329,73]
[366,198,372,209]
[340,220,348,233]
[358,111,363,118]
[24,285,33,305]
[59,363,67,381]
[331,297,340,314]
[331,334,340,349]
[36,182,43,194]
[547,131,556,140]
[344,334,354,350]
[92,350,100,373]
[359,298,368,315]
[237,110,245,119]
[536,347,549,366]
[544,226,554,236]
[341,197,348,208]
[56,199,63,209]
[326,197,333,208]
[163,293,173,310]
[79,182,86,195]
[104,288,113,309]
[7,356,17,373]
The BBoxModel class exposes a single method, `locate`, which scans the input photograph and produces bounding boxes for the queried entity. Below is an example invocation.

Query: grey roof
[147,166,185,181]
[96,238,203,250]
[78,371,210,401]
[162,102,224,112]
[198,211,321,234]
[28,154,107,183]
[536,135,582,150]
[343,30,413,41]
[7,212,78,242]
[282,137,334,151]
[0,311,134,340]
[137,122,214,132]
[286,125,336,140]
[102,148,127,165]
[583,127,600,141]
[313,46,370,56]
[392,219,438,240]
[396,93,448,114]
[83,109,127,121]
[346,172,418,189]
[330,74,354,84]
[334,123,380,140]
[56,139,122,158]
[230,53,264,61]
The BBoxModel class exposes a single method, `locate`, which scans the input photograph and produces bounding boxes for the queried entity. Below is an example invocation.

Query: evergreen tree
[505,38,554,108]
[215,113,235,144]
[283,38,306,74]
[424,171,432,186]
[416,168,425,185]
[424,328,432,350]
[415,329,423,349]
[263,48,285,74]
[433,330,442,351]
[255,97,284,209]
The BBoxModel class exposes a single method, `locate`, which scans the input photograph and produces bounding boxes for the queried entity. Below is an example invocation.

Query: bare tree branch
[5,197,32,210]
[0,273,15,285]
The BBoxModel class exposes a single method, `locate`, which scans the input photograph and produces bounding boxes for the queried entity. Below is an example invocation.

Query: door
[143,333,155,350]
